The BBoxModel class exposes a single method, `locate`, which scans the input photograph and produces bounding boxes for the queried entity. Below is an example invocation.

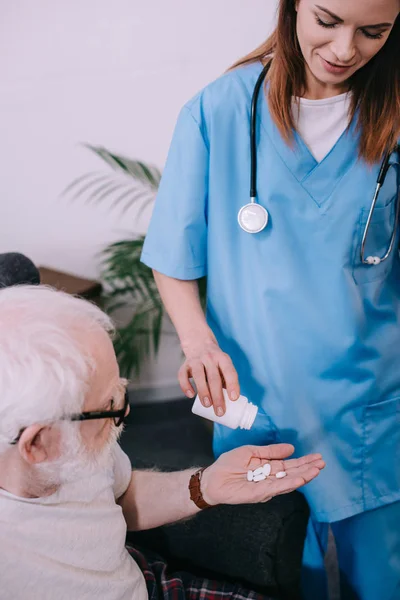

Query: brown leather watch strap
[189,467,213,510]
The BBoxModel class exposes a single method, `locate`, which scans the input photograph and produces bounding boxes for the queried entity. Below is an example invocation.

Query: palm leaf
[98,187,156,218]
[100,235,208,378]
[100,236,165,377]
[63,145,160,216]
[84,178,126,205]
[68,174,113,201]
[61,171,103,196]
[106,299,164,378]
[65,146,208,378]
[83,144,161,188]
[109,187,150,214]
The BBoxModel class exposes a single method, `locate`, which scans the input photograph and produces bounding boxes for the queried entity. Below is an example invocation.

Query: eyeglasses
[10,391,130,445]
[69,391,130,427]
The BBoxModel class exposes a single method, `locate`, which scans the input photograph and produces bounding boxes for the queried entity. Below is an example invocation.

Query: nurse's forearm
[152,270,216,351]
[153,270,240,408]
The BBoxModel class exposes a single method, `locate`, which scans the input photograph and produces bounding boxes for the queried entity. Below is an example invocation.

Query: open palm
[202,443,325,506]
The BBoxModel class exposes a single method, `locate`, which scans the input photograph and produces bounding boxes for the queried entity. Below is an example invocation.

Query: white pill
[276,471,287,479]
[263,463,271,477]
[253,474,267,482]
[247,470,253,482]
[253,467,265,476]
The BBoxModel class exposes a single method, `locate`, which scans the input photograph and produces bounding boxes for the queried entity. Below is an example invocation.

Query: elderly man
[0,285,324,600]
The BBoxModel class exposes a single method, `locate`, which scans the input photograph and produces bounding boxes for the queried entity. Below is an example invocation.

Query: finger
[275,466,322,494]
[266,458,324,481]
[203,358,225,416]
[245,443,295,462]
[248,452,324,477]
[191,362,212,407]
[252,459,324,488]
[258,466,321,499]
[284,461,325,481]
[273,477,311,496]
[218,355,240,401]
[284,458,325,474]
[284,465,322,489]
[178,364,195,398]
[268,459,285,476]
[298,465,323,483]
[283,453,323,469]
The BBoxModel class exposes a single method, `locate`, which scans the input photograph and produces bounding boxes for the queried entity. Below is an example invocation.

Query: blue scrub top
[141,62,400,522]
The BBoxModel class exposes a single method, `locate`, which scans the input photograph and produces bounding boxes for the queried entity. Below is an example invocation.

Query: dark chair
[127,493,309,600]
[0,252,40,287]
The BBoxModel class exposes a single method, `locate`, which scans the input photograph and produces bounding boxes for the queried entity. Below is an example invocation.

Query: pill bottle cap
[239,401,258,430]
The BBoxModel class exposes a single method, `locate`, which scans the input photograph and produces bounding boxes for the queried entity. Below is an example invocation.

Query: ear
[18,425,60,466]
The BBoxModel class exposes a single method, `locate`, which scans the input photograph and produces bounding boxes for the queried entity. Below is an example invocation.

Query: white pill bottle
[192,389,258,430]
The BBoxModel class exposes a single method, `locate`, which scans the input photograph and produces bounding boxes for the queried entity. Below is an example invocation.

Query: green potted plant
[65,145,206,378]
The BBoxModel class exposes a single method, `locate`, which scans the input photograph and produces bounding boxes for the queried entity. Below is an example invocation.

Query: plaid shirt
[127,546,276,600]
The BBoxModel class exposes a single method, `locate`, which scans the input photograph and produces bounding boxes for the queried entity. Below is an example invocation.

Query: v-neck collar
[258,77,360,208]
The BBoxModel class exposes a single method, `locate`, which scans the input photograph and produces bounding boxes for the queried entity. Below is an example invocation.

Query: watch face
[238,203,268,233]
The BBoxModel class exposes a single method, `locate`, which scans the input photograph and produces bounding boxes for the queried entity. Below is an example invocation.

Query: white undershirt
[292,92,351,163]
[0,444,148,600]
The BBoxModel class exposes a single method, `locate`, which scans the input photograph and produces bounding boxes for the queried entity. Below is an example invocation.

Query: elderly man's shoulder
[112,443,133,500]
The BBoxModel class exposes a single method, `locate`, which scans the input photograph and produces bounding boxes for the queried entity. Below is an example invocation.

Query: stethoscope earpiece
[365,256,381,265]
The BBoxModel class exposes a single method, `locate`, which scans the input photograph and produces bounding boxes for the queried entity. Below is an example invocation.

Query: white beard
[34,421,123,489]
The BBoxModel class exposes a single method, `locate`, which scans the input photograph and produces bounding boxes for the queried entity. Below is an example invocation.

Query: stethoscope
[238,62,400,267]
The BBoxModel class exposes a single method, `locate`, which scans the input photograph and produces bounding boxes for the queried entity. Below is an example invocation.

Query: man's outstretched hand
[201,444,325,506]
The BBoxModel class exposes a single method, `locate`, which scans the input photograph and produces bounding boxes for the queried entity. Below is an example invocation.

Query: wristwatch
[189,467,213,510]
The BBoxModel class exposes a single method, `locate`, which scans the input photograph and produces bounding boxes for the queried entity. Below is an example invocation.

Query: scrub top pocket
[352,195,398,285]
[362,396,400,507]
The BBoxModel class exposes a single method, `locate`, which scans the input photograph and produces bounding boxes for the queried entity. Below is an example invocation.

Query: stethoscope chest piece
[238,202,269,234]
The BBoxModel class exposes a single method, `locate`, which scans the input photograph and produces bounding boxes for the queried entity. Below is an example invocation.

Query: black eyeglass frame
[10,391,130,445]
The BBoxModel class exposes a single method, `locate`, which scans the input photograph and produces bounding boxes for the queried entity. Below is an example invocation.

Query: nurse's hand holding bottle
[153,271,239,416]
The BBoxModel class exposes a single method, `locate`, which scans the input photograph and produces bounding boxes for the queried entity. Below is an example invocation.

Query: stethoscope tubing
[248,60,400,265]
[250,63,271,202]
[360,152,400,264]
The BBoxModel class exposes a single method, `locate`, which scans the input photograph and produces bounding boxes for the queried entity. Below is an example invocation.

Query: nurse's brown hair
[231,0,400,164]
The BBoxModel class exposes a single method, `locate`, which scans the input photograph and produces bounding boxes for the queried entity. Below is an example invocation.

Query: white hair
[0,285,115,453]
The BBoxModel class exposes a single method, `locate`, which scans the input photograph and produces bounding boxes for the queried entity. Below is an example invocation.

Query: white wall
[0,0,278,396]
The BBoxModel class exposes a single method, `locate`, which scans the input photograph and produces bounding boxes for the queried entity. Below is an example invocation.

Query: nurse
[141,1,400,599]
